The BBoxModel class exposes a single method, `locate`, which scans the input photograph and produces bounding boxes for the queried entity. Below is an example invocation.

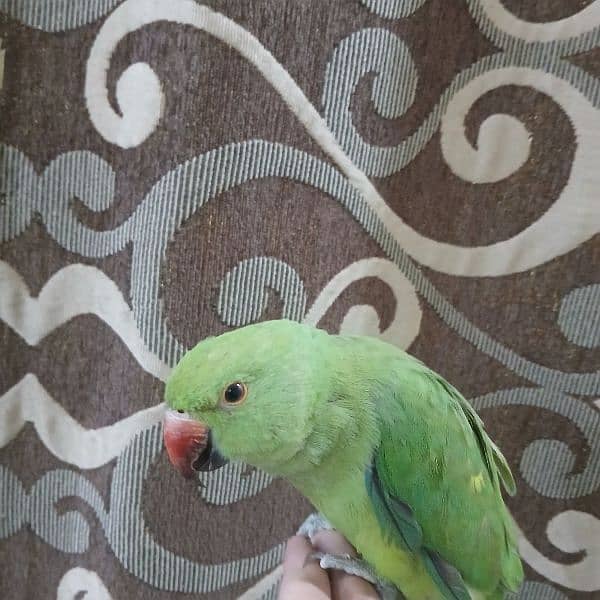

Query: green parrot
[163,320,523,600]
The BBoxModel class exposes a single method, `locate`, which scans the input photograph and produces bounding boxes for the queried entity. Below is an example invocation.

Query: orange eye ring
[221,382,247,406]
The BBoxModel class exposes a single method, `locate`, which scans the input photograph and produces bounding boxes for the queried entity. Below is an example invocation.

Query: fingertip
[280,536,331,598]
[312,530,357,556]
[283,535,313,569]
[286,535,310,552]
[311,531,379,599]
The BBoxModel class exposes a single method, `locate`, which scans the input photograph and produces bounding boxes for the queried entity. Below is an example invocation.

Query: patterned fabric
[1,1,599,598]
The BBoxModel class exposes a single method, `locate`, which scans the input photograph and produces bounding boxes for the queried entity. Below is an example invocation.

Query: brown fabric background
[1,1,599,598]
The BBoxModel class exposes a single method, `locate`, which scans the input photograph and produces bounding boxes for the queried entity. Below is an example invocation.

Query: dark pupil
[225,383,244,402]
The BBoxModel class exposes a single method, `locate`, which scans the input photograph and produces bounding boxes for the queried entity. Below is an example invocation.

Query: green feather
[432,375,516,496]
[367,458,471,600]
[365,461,423,552]
[421,548,471,600]
[489,440,517,496]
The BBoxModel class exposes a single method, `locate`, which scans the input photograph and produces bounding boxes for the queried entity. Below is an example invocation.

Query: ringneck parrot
[163,319,523,600]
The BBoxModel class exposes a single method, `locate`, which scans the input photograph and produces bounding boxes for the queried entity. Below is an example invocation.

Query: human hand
[278,531,379,600]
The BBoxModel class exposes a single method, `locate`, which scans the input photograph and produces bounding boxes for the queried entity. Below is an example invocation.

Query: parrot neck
[274,338,383,506]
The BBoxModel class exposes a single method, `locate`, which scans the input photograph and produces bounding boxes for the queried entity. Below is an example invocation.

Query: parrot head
[163,320,326,478]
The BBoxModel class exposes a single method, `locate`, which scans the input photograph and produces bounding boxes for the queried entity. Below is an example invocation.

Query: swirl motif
[471,388,600,499]
[218,256,422,350]
[82,0,600,278]
[303,257,422,350]
[0,261,169,379]
[322,26,534,183]
[217,257,307,326]
[514,510,600,593]
[0,426,284,594]
[322,27,419,177]
[0,465,108,553]
[4,141,599,395]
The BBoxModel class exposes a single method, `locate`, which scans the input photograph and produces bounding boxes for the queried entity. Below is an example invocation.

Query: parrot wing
[363,353,520,599]
[365,460,423,552]
[366,427,472,600]
[435,376,516,497]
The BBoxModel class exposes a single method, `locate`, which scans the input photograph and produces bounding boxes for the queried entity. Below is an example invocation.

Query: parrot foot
[310,552,400,600]
[297,514,402,600]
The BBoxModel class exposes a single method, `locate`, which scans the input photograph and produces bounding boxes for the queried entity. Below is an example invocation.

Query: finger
[279,536,331,599]
[312,530,357,556]
[312,531,380,600]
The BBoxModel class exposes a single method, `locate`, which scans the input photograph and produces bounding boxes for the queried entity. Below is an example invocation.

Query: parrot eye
[222,382,247,405]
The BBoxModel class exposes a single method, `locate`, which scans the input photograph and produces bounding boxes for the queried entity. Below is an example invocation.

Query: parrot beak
[163,410,228,478]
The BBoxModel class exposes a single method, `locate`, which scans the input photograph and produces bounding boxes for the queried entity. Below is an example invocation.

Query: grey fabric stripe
[198,462,274,506]
[557,285,600,349]
[0,465,108,553]
[467,0,600,56]
[0,0,123,31]
[261,578,282,600]
[360,0,427,19]
[507,580,569,600]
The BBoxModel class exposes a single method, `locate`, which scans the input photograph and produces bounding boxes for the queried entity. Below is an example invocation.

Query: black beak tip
[192,431,229,472]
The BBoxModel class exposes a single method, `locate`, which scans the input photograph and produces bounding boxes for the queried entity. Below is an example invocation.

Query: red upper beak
[163,410,209,479]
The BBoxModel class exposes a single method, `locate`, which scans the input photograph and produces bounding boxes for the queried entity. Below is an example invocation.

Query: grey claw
[306,550,352,565]
[297,513,334,543]
[304,551,324,567]
[315,553,380,584]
